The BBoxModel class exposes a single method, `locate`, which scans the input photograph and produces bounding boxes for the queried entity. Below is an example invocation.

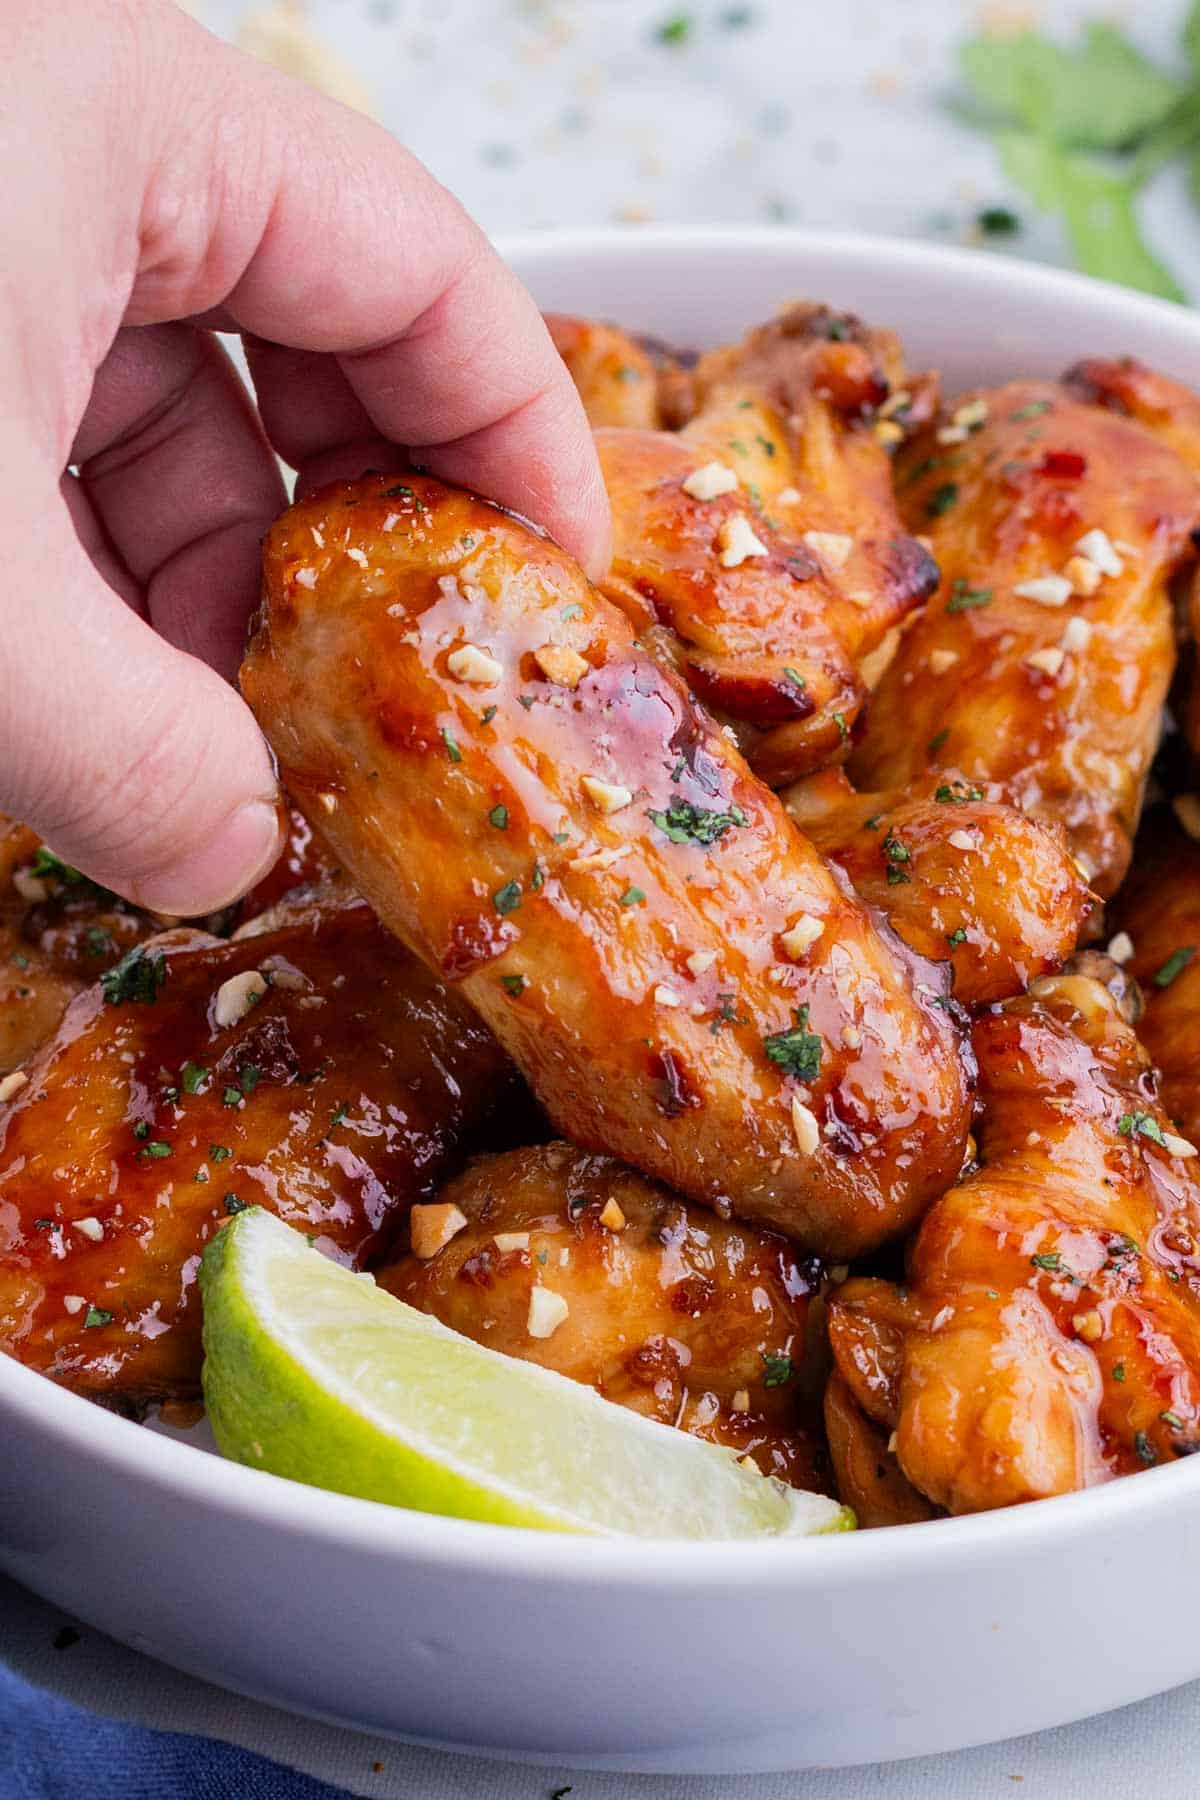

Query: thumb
[3,482,284,916]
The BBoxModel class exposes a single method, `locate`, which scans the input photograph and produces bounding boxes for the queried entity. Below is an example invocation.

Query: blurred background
[184,1,1200,301]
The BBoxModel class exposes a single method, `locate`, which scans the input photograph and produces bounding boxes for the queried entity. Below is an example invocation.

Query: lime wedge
[200,1209,853,1540]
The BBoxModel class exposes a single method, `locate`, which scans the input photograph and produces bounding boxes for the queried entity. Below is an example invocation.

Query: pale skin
[0,0,610,914]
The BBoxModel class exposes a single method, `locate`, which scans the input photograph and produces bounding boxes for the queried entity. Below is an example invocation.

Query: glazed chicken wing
[783,768,1092,1007]
[828,970,1200,1515]
[0,895,511,1402]
[592,303,939,785]
[545,314,681,431]
[243,472,974,1258]
[854,380,1200,894]
[377,1142,829,1490]
[0,820,161,1073]
[1111,812,1200,1149]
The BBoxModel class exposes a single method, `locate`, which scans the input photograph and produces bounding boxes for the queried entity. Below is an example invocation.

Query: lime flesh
[200,1208,854,1540]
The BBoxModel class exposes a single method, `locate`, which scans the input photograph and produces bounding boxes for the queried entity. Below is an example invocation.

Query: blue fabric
[0,1658,346,1800]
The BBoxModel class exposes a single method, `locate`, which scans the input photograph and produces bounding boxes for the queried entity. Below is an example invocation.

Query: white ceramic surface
[4,229,1200,1777]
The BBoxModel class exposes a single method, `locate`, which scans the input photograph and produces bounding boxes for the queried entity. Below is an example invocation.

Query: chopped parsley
[1162,1411,1186,1431]
[755,434,777,457]
[927,728,950,756]
[501,974,526,996]
[383,483,414,499]
[1113,1362,1126,1382]
[441,728,463,764]
[222,1086,243,1108]
[1011,400,1052,421]
[824,317,850,342]
[137,1140,172,1162]
[926,482,960,518]
[782,666,807,689]
[100,946,167,1007]
[883,831,912,885]
[530,862,545,891]
[863,812,884,831]
[209,1145,232,1163]
[181,1061,208,1095]
[238,1066,261,1097]
[224,1194,249,1215]
[947,926,968,947]
[329,1102,349,1129]
[710,992,746,1035]
[132,1121,150,1141]
[493,880,522,916]
[1031,1251,1061,1272]
[560,602,583,621]
[518,694,535,710]
[488,805,509,830]
[619,886,646,907]
[481,705,497,726]
[762,1352,793,1387]
[647,800,747,846]
[762,1004,822,1081]
[1134,1430,1157,1467]
[935,782,984,804]
[946,579,993,612]
[1117,1111,1166,1146]
[83,1306,113,1330]
[833,712,850,744]
[85,926,114,958]
[1154,946,1196,989]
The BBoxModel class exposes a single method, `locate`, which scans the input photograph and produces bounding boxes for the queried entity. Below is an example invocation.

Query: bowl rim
[7,223,1200,1587]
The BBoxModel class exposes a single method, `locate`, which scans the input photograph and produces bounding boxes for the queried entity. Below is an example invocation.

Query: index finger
[125,16,611,575]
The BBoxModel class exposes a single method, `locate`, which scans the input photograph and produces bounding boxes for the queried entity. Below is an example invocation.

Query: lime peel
[200,1209,854,1541]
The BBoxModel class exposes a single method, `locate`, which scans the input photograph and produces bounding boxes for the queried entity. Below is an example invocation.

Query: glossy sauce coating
[823,1368,936,1528]
[545,315,672,430]
[856,380,1200,894]
[783,768,1092,1007]
[244,471,973,1258]
[0,819,159,1073]
[378,1142,829,1491]
[0,896,511,1401]
[828,975,1200,1514]
[1111,812,1200,1148]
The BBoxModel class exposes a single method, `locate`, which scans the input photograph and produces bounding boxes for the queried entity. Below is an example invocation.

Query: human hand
[0,0,609,915]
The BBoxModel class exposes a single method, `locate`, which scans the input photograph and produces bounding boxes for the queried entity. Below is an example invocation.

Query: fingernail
[134,800,286,917]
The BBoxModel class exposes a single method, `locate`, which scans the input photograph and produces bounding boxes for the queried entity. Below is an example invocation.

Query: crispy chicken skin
[591,304,938,786]
[856,380,1200,894]
[823,1369,936,1528]
[244,471,973,1259]
[828,973,1200,1515]
[1111,813,1200,1148]
[0,819,160,1073]
[0,896,511,1402]
[1064,356,1200,762]
[545,315,670,431]
[783,768,1092,1007]
[378,1141,829,1490]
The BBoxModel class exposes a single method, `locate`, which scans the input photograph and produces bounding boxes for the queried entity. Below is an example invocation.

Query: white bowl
[5,229,1200,1777]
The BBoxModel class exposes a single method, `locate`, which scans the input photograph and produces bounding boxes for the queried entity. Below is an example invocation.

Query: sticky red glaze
[238,803,343,918]
[823,1370,936,1527]
[828,976,1200,1515]
[857,379,1200,895]
[0,896,511,1401]
[783,768,1093,1007]
[1112,811,1200,1149]
[244,471,973,1258]
[377,1142,830,1492]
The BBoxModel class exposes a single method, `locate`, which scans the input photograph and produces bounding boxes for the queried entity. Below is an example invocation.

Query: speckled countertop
[11,3,1200,1796]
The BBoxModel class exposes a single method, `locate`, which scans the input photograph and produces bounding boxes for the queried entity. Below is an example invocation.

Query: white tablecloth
[10,0,1200,1790]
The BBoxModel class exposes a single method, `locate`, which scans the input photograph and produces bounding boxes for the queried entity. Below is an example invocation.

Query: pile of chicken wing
[3,300,1200,1530]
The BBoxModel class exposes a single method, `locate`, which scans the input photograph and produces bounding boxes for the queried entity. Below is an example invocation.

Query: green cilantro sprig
[955,11,1200,300]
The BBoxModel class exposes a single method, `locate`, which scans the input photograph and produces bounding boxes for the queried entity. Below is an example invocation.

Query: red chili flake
[1038,450,1086,479]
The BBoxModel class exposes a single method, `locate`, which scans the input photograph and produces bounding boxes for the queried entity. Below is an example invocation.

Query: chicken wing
[243,471,974,1258]
[1110,810,1200,1149]
[546,314,680,430]
[0,820,161,1073]
[854,380,1200,894]
[593,303,938,786]
[828,970,1200,1515]
[783,768,1092,1007]
[0,894,511,1402]
[377,1141,829,1490]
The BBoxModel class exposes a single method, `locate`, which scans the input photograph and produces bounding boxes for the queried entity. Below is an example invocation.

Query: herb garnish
[137,1140,172,1162]
[1117,1111,1167,1145]
[501,974,526,996]
[946,579,994,612]
[101,946,167,1007]
[619,886,646,907]
[782,666,807,689]
[647,800,747,846]
[1012,399,1053,421]
[210,1145,232,1163]
[1154,945,1196,988]
[762,1004,822,1080]
[947,926,968,946]
[936,782,985,803]
[762,1352,794,1387]
[1031,1251,1062,1271]
[1135,1430,1157,1466]
[83,1306,113,1330]
[883,831,912,885]
[493,881,522,916]
[181,1061,208,1095]
[488,805,509,830]
[928,728,950,756]
[441,727,463,763]
[927,482,959,518]
[224,1194,249,1215]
